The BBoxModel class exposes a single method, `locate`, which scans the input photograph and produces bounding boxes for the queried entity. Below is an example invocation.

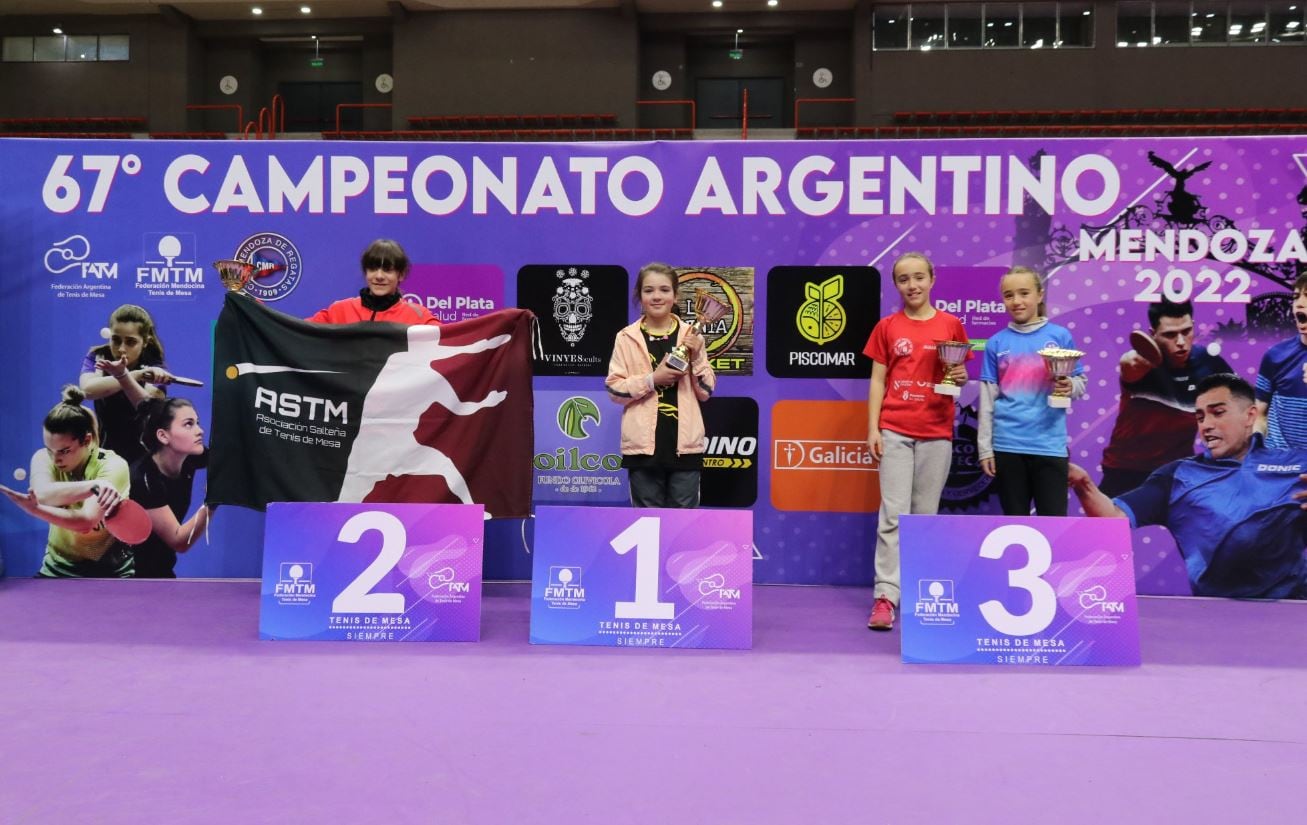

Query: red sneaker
[867,597,896,631]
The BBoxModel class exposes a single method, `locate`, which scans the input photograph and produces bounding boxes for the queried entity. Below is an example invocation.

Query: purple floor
[2,579,1304,824]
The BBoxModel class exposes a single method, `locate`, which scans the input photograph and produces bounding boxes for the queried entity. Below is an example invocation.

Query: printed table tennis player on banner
[259,502,485,642]
[899,515,1140,667]
[530,506,753,650]
[207,294,535,517]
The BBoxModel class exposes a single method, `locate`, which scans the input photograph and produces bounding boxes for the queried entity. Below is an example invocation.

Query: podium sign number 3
[900,515,1140,667]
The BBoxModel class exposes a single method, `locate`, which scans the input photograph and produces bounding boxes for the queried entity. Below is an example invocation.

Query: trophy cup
[1039,347,1085,408]
[213,259,255,294]
[933,340,971,396]
[665,288,731,372]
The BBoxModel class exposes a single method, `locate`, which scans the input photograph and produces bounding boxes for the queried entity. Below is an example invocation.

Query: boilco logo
[232,231,302,301]
[136,232,205,297]
[557,396,601,440]
[44,234,118,279]
[553,267,593,345]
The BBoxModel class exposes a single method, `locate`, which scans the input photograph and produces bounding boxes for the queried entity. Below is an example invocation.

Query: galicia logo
[233,232,302,301]
[796,274,846,346]
[44,234,117,279]
[557,396,601,439]
[773,439,875,471]
[553,267,593,346]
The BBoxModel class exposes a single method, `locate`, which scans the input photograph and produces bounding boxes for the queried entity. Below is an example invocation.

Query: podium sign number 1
[612,517,676,620]
[900,515,1140,667]
[530,506,753,649]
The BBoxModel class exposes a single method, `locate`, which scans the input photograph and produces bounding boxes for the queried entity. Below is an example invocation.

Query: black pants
[628,468,700,509]
[994,451,1069,517]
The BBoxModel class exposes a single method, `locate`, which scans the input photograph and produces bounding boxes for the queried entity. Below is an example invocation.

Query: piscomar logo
[771,400,880,513]
[233,232,302,301]
[796,274,846,346]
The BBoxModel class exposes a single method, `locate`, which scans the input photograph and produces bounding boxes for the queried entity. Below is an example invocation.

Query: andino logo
[914,579,959,625]
[233,232,302,302]
[274,562,316,605]
[543,565,586,609]
[45,234,117,279]
[796,274,846,346]
[557,396,601,439]
[553,267,593,346]
[137,232,206,294]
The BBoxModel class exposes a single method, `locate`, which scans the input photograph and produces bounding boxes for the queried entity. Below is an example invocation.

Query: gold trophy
[1039,347,1085,409]
[666,288,731,372]
[933,340,971,397]
[213,259,255,293]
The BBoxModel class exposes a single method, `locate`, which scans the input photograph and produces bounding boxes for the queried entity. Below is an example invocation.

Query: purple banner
[530,505,753,649]
[900,514,1140,666]
[1,137,1303,596]
[260,502,484,642]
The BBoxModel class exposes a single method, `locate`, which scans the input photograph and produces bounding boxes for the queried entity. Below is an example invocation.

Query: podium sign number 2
[900,515,1140,667]
[260,502,485,642]
[530,506,753,650]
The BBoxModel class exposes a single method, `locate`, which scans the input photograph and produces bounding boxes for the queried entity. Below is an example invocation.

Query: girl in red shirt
[862,252,970,631]
[308,239,438,326]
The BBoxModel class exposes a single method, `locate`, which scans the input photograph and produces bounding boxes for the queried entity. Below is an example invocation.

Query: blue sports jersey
[1256,336,1307,450]
[1114,434,1307,599]
[981,321,1084,458]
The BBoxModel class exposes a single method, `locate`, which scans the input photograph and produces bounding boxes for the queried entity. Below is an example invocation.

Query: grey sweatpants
[874,429,953,604]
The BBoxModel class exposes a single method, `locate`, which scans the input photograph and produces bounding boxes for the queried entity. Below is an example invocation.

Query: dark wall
[795,30,854,128]
[392,10,639,126]
[857,0,1307,123]
[0,15,186,127]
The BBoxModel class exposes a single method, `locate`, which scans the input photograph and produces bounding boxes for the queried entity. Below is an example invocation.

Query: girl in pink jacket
[605,263,716,508]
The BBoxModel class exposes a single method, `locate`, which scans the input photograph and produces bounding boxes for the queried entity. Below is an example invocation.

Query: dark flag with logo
[209,294,535,518]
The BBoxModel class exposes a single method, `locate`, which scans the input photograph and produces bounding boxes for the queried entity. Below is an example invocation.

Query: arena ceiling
[1,0,860,21]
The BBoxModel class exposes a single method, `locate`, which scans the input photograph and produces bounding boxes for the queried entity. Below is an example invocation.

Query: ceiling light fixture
[301,5,312,12]
[768,0,779,6]
[52,27,63,34]
[712,1,722,7]
[252,6,263,15]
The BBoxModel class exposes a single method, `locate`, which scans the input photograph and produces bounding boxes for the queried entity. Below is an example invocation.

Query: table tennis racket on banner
[102,498,152,545]
[1129,329,1163,367]
[169,375,205,387]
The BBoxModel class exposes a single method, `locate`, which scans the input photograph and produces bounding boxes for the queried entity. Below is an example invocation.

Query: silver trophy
[666,288,731,372]
[933,340,971,397]
[213,259,255,293]
[1039,347,1084,409]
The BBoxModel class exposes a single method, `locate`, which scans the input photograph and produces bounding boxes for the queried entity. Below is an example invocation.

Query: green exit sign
[728,49,743,60]
[309,57,324,68]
